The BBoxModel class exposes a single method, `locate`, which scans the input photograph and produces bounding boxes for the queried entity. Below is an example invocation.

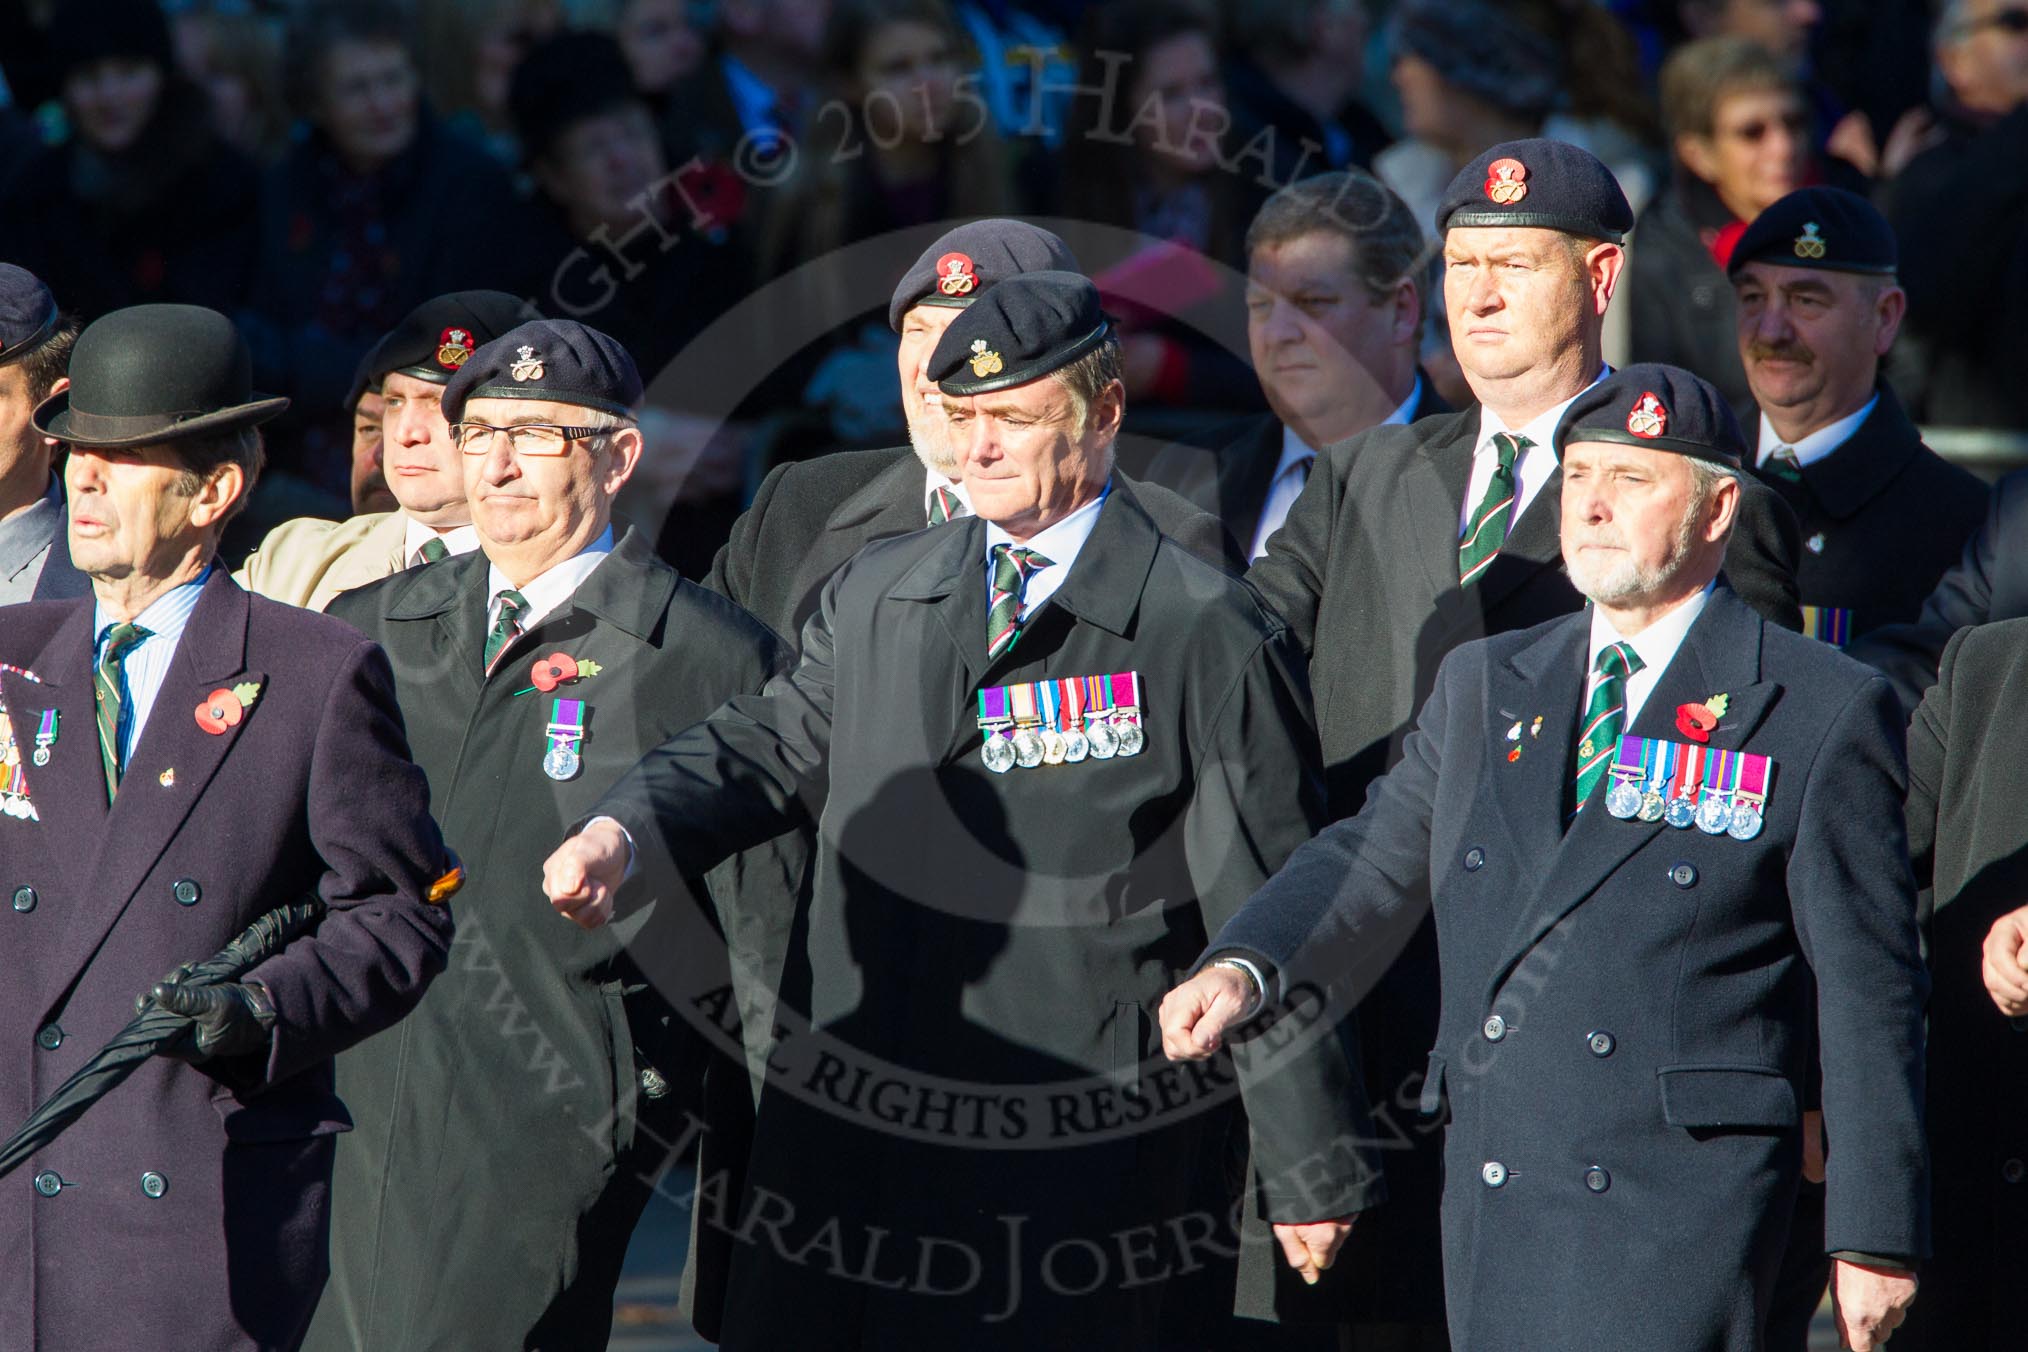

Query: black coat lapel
[383,549,490,692]
[1405,411,1479,601]
[1215,415,1284,548]
[1797,387,1922,522]
[1472,464,1567,615]
[890,516,989,692]
[5,603,104,894]
[1485,614,1588,868]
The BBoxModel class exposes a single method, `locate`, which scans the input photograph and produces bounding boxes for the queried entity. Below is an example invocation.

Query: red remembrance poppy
[530,653,579,692]
[1674,702,1717,744]
[196,689,244,734]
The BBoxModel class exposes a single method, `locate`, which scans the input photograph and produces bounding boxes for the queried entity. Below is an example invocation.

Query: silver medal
[1663,795,1696,829]
[543,741,581,781]
[1637,789,1666,823]
[1012,728,1045,769]
[1042,730,1067,765]
[1606,779,1641,820]
[1087,720,1119,759]
[1062,728,1089,763]
[981,733,1016,774]
[1114,716,1144,757]
[32,747,49,767]
[1726,802,1764,840]
[1695,795,1732,835]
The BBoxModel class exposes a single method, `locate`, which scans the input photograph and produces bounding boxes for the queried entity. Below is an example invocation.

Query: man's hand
[542,820,630,930]
[1273,1217,1357,1286]
[1159,964,1254,1060]
[1833,1259,1916,1351]
[152,969,277,1062]
[1981,904,2028,1016]
[1802,1108,1826,1184]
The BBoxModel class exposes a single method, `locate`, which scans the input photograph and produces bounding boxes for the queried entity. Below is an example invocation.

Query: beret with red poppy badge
[1555,363,1745,468]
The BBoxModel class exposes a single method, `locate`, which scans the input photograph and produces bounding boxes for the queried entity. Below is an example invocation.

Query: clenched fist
[1158,963,1255,1060]
[1983,904,2028,1016]
[541,818,631,930]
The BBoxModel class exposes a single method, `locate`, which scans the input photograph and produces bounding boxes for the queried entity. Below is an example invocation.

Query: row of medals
[982,713,1143,773]
[1606,774,1763,840]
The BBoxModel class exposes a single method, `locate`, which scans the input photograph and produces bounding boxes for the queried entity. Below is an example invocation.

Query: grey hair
[1687,458,1741,542]
[1052,332,1125,442]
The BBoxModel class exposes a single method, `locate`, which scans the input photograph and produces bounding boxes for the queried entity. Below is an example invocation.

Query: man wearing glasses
[305,320,792,1352]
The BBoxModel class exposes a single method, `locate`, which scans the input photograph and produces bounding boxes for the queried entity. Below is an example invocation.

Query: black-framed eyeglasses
[451,422,608,455]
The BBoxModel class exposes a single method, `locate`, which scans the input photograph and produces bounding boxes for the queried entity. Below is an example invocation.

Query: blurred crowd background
[3,0,2023,578]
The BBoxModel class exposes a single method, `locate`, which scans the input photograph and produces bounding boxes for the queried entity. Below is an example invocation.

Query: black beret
[929,271,1110,398]
[0,264,59,370]
[1726,186,1897,278]
[509,32,641,164]
[444,319,643,424]
[1555,363,1745,468]
[366,290,534,392]
[887,220,1080,333]
[1437,138,1633,244]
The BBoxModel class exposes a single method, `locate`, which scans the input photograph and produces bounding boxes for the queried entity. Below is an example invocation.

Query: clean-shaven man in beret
[236,289,530,610]
[0,303,456,1351]
[706,217,1239,646]
[544,272,1375,1350]
[1238,138,1808,1346]
[1168,363,1929,1352]
[0,262,85,605]
[305,319,791,1352]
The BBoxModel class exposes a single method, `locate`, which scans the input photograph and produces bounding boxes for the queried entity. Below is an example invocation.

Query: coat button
[10,886,35,913]
[1464,847,1486,872]
[171,879,201,906]
[1482,1014,1508,1042]
[2003,1159,2025,1185]
[34,1024,61,1051]
[1587,1030,1615,1057]
[32,1171,62,1197]
[1481,1161,1507,1188]
[1669,862,1698,888]
[140,1172,167,1199]
[1585,1166,1611,1193]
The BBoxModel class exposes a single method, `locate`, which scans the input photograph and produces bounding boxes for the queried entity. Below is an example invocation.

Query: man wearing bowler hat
[1169,364,1928,1352]
[0,303,457,1352]
[236,290,529,610]
[0,262,86,605]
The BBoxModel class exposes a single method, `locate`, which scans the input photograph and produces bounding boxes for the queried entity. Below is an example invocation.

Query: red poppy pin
[436,327,476,370]
[196,682,261,735]
[936,251,979,296]
[1673,692,1729,744]
[527,652,603,693]
[1484,157,1528,203]
[1628,392,1668,439]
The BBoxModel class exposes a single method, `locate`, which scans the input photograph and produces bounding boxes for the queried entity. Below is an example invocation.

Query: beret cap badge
[968,338,1004,378]
[510,346,545,382]
[1627,392,1668,439]
[937,252,979,297]
[1793,222,1826,260]
[436,327,475,371]
[1484,157,1529,204]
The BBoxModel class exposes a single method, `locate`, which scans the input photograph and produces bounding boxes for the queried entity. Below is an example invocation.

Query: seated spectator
[611,0,708,113]
[417,0,561,164]
[1222,0,1391,183]
[0,0,258,320]
[1883,0,2028,429]
[171,0,292,163]
[1626,37,1808,415]
[240,0,527,501]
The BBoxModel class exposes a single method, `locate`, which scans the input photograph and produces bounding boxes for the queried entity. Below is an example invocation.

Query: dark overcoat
[305,528,791,1351]
[1896,619,2028,1350]
[1239,400,1805,1326]
[1212,586,1931,1350]
[595,481,1377,1349]
[0,572,454,1351]
[1748,387,1988,646]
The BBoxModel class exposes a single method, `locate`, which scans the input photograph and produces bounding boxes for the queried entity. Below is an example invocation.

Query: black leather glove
[151,969,278,1063]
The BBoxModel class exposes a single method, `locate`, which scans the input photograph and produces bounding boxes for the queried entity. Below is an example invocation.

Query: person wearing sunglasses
[306,318,794,1351]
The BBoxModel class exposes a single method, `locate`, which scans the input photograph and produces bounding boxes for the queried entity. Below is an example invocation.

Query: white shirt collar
[402,516,481,567]
[1275,424,1318,478]
[983,484,1109,619]
[1476,364,1609,455]
[922,468,972,518]
[1382,374,1424,427]
[1755,394,1878,470]
[486,527,615,632]
[1584,581,1714,729]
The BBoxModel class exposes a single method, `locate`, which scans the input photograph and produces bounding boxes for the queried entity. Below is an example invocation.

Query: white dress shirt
[1755,395,1878,472]
[983,485,1107,619]
[485,527,615,633]
[922,469,972,522]
[1459,366,1608,535]
[402,517,481,568]
[1584,583,1713,729]
[1251,377,1425,560]
[93,566,211,762]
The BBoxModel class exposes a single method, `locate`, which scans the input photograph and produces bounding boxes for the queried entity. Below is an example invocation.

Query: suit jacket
[1749,387,1988,645]
[1848,465,2028,714]
[1213,586,1930,1350]
[706,445,1243,644]
[1896,620,2028,1351]
[307,528,792,1352]
[595,479,1374,1349]
[0,479,87,606]
[235,510,412,612]
[0,571,454,1352]
[1141,377,1450,553]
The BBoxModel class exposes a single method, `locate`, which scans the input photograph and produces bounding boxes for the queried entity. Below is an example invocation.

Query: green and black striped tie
[484,589,528,674]
[94,622,151,803]
[1573,641,1643,812]
[1460,432,1526,586]
[986,545,1051,662]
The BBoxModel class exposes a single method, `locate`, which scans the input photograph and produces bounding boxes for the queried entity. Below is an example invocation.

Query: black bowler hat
[0,264,59,370]
[360,290,534,400]
[33,305,288,448]
[929,271,1110,397]
[888,220,1080,333]
[1555,364,1745,468]
[443,319,642,423]
[1726,186,1898,278]
[1437,138,1633,244]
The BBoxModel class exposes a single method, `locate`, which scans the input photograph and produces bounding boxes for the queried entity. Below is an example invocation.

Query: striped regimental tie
[1459,432,1527,586]
[417,536,451,564]
[986,544,1053,662]
[1572,640,1644,813]
[483,588,529,674]
[94,622,151,803]
[927,486,969,525]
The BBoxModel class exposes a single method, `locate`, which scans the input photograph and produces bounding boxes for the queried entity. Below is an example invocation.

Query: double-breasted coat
[595,481,1376,1349]
[1211,586,1931,1350]
[1896,618,2028,1350]
[0,571,455,1351]
[304,528,792,1351]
